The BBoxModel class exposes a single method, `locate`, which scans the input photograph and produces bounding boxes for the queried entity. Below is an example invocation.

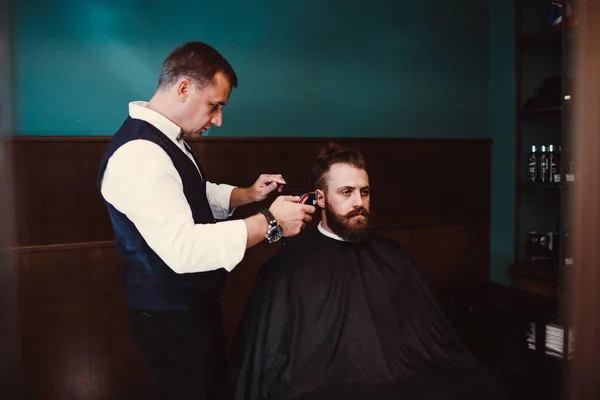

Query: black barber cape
[226,227,507,400]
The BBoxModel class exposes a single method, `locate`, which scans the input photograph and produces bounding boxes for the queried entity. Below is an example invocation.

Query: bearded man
[226,144,507,400]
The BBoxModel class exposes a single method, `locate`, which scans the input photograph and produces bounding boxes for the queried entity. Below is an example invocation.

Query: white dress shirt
[100,101,247,274]
[318,221,345,241]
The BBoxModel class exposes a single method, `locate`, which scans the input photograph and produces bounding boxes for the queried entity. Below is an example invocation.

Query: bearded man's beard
[324,201,371,243]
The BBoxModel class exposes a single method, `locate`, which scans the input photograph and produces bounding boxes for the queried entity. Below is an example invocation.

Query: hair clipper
[297,192,317,206]
[282,192,317,247]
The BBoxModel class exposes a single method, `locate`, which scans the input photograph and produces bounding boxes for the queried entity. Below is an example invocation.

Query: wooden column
[572,1,600,398]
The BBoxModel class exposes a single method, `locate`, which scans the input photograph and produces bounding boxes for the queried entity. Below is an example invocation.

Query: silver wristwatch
[258,209,283,244]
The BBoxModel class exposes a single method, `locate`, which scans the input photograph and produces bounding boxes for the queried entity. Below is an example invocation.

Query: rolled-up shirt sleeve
[206,182,237,220]
[100,139,248,274]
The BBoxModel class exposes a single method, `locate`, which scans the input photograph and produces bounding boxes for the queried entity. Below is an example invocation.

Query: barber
[97,41,315,400]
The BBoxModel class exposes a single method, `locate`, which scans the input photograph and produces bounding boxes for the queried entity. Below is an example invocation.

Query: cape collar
[317,221,346,242]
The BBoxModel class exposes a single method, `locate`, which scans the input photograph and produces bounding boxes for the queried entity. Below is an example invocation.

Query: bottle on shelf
[549,144,560,184]
[563,229,573,269]
[528,145,539,183]
[540,145,550,183]
[567,153,576,182]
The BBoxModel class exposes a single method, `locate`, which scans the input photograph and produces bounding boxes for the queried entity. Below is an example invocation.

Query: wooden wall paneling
[8,138,113,247]
[7,137,493,399]
[191,138,492,228]
[378,228,414,252]
[7,137,491,247]
[407,224,491,294]
[379,225,489,315]
[12,226,491,399]
[16,243,151,400]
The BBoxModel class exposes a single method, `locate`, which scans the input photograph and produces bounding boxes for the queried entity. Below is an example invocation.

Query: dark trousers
[127,304,225,400]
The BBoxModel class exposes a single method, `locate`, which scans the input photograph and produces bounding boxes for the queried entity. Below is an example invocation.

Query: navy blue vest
[98,117,226,311]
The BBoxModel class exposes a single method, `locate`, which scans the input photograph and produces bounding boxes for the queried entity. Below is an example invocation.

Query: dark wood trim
[6,221,494,253]
[6,135,113,142]
[6,222,494,253]
[6,240,114,254]
[7,135,493,145]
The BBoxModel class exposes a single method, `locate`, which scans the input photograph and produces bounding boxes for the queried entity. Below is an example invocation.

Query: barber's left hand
[249,174,286,202]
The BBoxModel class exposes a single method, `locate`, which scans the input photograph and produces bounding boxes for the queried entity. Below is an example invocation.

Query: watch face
[268,225,284,243]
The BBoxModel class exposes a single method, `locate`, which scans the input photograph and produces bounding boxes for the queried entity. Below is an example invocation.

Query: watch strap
[258,209,277,226]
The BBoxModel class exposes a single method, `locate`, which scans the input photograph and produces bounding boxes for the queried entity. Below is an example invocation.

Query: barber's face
[177,72,232,138]
[317,163,371,241]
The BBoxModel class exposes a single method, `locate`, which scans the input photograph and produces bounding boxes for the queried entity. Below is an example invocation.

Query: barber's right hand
[269,195,316,237]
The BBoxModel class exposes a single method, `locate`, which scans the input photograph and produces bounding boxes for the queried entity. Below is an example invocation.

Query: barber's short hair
[158,41,238,90]
[309,143,366,192]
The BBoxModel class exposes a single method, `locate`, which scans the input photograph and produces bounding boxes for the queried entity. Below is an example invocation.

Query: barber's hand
[248,174,286,202]
[269,195,316,237]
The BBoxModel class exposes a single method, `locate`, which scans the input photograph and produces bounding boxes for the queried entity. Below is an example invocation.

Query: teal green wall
[14,0,489,138]
[13,0,515,283]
